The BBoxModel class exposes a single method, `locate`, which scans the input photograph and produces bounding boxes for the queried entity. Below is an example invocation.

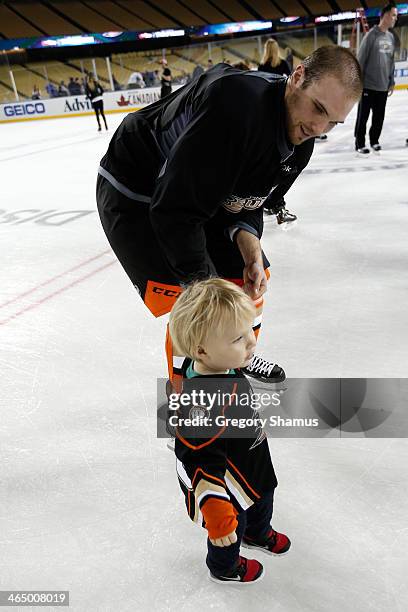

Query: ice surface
[0,93,407,611]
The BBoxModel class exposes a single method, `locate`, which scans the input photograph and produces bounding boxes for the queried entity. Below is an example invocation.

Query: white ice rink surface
[1,91,408,612]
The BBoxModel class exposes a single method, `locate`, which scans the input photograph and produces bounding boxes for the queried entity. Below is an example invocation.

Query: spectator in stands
[153,70,161,86]
[144,71,155,87]
[45,82,58,98]
[68,77,76,96]
[233,61,250,71]
[58,80,69,97]
[284,47,294,71]
[258,38,291,77]
[85,75,108,132]
[192,64,204,80]
[74,77,83,94]
[112,74,121,91]
[207,59,214,70]
[179,70,191,85]
[128,71,146,89]
[160,66,172,98]
[31,84,40,100]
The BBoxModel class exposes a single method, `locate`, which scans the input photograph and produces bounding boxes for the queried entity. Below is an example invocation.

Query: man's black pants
[354,88,388,149]
[206,490,274,576]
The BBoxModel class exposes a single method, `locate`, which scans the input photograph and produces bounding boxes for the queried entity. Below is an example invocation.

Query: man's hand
[388,87,394,97]
[235,230,267,299]
[210,530,237,547]
[243,262,267,299]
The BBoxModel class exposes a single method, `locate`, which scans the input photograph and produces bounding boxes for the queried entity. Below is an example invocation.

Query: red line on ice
[0,260,115,325]
[0,250,111,310]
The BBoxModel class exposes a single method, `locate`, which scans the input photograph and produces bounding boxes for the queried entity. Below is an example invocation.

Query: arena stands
[1,1,407,103]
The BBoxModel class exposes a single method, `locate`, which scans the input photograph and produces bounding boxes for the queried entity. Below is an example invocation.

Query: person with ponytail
[85,75,108,132]
[258,38,291,77]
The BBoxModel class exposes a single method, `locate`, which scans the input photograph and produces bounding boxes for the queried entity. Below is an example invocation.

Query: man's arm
[264,138,315,213]
[357,30,373,75]
[389,33,396,92]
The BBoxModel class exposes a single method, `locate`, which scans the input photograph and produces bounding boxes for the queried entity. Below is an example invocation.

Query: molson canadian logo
[116,89,160,107]
[117,95,130,106]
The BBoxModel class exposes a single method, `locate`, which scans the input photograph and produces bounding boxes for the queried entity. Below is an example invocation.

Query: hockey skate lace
[247,356,276,376]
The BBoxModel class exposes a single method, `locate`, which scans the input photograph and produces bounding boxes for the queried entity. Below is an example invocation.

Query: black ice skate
[371,144,381,153]
[276,207,297,225]
[242,355,285,383]
[356,147,370,155]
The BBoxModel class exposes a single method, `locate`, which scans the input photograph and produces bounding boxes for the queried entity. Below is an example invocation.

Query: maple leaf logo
[117,95,130,107]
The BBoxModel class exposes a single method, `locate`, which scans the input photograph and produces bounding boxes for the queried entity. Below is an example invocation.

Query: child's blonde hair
[169,279,255,359]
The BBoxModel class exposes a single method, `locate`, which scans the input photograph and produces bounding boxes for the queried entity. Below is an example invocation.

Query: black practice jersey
[173,360,278,532]
[100,63,314,283]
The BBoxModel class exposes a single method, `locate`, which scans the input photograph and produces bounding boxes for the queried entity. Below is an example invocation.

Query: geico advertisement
[0,86,164,122]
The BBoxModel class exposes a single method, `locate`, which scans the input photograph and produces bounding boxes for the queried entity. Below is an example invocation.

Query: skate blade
[248,380,288,394]
[280,220,297,231]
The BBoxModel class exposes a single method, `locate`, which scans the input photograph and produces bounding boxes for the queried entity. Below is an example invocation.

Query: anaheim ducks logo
[189,405,208,420]
[222,194,268,213]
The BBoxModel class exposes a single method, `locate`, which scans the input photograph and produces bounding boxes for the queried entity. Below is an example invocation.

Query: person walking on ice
[354,2,398,154]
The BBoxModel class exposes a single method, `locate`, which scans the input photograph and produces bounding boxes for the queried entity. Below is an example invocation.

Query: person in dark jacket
[284,46,294,71]
[85,76,108,131]
[262,140,313,223]
[258,38,291,77]
[160,66,172,98]
[96,46,362,386]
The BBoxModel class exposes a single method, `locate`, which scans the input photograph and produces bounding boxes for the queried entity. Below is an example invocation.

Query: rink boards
[1,60,407,124]
[0,85,177,123]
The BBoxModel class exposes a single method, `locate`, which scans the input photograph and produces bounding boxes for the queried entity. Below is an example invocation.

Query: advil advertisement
[0,86,165,122]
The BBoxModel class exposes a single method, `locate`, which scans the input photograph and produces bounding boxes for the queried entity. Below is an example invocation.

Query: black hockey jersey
[99,63,314,284]
[173,361,277,539]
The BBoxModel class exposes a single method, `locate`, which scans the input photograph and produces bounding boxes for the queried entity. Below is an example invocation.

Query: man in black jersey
[96,46,363,384]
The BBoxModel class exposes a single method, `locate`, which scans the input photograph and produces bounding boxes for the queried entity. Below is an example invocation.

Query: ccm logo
[152,287,180,297]
[4,102,46,117]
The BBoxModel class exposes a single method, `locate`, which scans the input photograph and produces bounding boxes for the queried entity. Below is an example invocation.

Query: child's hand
[210,530,237,547]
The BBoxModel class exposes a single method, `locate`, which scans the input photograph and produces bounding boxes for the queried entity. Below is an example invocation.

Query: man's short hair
[169,279,255,360]
[381,2,396,17]
[301,45,363,99]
